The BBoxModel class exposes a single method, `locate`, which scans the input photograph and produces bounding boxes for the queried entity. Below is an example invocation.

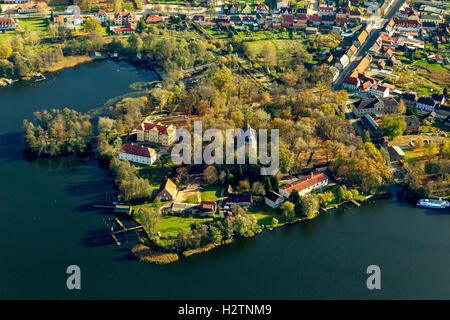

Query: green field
[249,205,287,228]
[200,185,223,201]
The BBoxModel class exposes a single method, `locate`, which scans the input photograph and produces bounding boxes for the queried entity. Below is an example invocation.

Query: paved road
[332,0,406,90]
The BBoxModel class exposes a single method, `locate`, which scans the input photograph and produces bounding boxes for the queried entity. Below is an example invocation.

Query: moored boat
[417,198,449,209]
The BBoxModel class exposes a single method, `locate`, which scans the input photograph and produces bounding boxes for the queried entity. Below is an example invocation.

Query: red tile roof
[280,173,328,194]
[344,76,359,85]
[137,122,176,135]
[200,201,217,213]
[146,15,163,23]
[121,143,156,158]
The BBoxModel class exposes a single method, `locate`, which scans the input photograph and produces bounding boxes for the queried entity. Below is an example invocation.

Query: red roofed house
[318,6,334,16]
[279,172,329,198]
[343,76,360,91]
[94,10,107,23]
[136,121,177,146]
[53,16,65,25]
[256,3,269,14]
[199,201,217,217]
[308,15,322,26]
[114,9,137,26]
[146,15,163,24]
[370,85,390,98]
[0,18,18,30]
[282,14,294,28]
[119,143,157,165]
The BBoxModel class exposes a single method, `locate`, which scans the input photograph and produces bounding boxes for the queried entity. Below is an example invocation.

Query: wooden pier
[110,217,144,246]
[350,199,361,207]
[94,205,114,209]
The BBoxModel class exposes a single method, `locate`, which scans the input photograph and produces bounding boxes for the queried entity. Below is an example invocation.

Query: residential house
[199,201,217,217]
[16,3,39,14]
[53,16,65,25]
[276,0,289,11]
[146,15,164,24]
[118,143,157,165]
[393,18,421,32]
[0,18,18,31]
[336,7,350,19]
[336,17,348,27]
[416,96,436,112]
[378,59,386,70]
[256,3,269,14]
[432,94,446,105]
[404,115,419,134]
[419,14,442,24]
[308,15,322,26]
[354,30,368,47]
[435,105,450,122]
[349,10,361,20]
[279,7,293,15]
[94,10,107,24]
[353,97,399,117]
[336,54,350,69]
[321,15,335,26]
[370,85,390,98]
[343,76,360,91]
[388,146,405,161]
[114,9,136,26]
[264,191,284,209]
[281,14,294,28]
[171,202,197,215]
[401,92,417,107]
[279,172,329,198]
[226,3,238,14]
[318,6,334,17]
[158,178,177,201]
[241,4,252,14]
[136,121,177,146]
[295,13,308,27]
[227,193,253,207]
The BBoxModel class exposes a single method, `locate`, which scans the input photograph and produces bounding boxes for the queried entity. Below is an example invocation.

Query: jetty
[350,199,361,207]
[110,217,144,246]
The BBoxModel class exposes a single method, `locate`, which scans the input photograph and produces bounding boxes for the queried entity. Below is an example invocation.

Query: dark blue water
[0,60,449,299]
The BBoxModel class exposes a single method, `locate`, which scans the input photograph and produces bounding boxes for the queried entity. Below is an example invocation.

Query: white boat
[417,198,450,209]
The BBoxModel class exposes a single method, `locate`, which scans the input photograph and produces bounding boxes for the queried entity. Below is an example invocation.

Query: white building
[118,143,157,166]
[264,191,284,209]
[279,173,329,198]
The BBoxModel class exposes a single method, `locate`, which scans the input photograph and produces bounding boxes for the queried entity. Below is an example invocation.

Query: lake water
[0,60,449,299]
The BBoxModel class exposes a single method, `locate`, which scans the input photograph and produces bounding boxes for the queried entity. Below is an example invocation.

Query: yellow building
[136,121,176,146]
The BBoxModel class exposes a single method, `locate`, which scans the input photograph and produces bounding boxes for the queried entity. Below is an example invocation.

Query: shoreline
[44,55,94,73]
[132,191,389,265]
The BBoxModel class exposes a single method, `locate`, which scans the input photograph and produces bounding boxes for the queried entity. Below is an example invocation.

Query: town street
[332,0,406,90]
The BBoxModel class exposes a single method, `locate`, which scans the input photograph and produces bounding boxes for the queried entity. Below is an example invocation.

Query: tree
[139,207,160,235]
[300,194,320,219]
[203,165,218,184]
[0,39,12,59]
[318,191,334,206]
[397,100,406,114]
[380,114,406,139]
[209,225,223,244]
[83,17,101,34]
[261,42,276,72]
[271,217,278,227]
[280,201,296,221]
[250,181,266,195]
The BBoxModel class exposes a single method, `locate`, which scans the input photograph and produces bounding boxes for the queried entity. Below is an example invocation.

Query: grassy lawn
[249,205,287,228]
[16,18,49,33]
[155,215,213,235]
[200,185,223,201]
[137,165,172,189]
